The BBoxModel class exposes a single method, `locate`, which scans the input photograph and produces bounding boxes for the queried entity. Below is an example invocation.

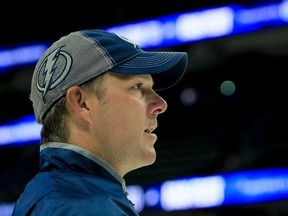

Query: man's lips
[144,125,157,133]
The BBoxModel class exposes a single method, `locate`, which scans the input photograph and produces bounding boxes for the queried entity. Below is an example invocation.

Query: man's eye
[133,83,145,94]
[134,83,143,89]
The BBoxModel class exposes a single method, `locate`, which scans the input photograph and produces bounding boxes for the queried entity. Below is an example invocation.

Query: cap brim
[110,51,188,90]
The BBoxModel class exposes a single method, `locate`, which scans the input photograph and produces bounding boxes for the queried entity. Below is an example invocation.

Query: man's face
[90,72,168,176]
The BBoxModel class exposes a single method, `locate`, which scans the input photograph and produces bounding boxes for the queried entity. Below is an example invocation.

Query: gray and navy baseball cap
[30,29,188,124]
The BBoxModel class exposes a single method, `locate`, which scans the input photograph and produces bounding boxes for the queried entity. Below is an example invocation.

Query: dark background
[2,0,288,215]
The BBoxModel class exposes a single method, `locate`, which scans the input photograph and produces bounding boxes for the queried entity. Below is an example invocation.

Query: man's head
[30,29,188,124]
[30,29,188,175]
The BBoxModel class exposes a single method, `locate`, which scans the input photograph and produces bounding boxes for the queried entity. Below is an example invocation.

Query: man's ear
[66,86,91,122]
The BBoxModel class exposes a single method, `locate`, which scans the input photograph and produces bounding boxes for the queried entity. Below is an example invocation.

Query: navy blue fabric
[12,148,139,216]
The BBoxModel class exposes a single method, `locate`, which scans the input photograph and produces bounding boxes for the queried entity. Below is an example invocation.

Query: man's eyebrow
[120,73,154,83]
[137,75,155,87]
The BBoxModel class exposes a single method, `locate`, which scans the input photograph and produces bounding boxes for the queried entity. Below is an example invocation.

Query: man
[12,29,188,215]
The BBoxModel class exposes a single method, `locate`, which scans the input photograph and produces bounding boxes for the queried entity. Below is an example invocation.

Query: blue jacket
[12,142,139,216]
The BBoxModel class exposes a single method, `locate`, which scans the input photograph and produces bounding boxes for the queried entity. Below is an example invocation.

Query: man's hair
[40,74,106,144]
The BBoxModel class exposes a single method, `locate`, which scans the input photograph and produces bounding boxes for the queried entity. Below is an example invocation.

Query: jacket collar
[40,142,128,195]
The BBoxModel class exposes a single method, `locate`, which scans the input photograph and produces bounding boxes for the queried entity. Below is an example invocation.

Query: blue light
[126,185,145,212]
[0,115,41,146]
[0,44,48,73]
[160,175,225,211]
[0,203,14,216]
[121,168,288,212]
[233,2,285,34]
[175,7,234,42]
[145,187,160,207]
[224,168,288,205]
[105,6,234,49]
[279,0,288,21]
